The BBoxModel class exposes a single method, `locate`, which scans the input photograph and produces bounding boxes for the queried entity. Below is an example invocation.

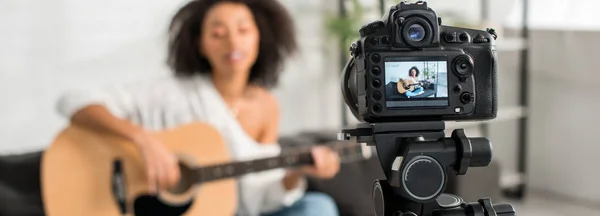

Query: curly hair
[167,0,297,88]
[408,66,420,77]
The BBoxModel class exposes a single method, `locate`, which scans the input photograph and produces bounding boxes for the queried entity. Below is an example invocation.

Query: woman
[403,66,424,97]
[55,0,340,215]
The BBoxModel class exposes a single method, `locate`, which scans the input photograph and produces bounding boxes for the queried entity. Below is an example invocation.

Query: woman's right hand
[132,132,181,194]
[67,105,181,194]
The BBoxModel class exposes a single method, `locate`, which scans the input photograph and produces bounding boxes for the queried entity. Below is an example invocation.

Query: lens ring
[400,17,434,47]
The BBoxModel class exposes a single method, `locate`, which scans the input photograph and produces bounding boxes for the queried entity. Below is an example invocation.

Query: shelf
[446,105,527,130]
[501,172,524,188]
[496,38,527,52]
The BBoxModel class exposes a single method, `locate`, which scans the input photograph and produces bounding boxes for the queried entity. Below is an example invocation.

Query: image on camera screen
[384,56,449,108]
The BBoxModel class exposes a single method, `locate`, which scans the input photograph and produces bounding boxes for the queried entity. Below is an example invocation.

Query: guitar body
[41,122,238,216]
[397,78,415,94]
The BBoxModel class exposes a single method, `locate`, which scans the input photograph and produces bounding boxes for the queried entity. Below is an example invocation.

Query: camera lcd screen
[384,56,449,108]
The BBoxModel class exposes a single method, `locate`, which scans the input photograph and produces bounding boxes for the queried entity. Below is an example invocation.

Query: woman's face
[200,2,260,78]
[410,69,416,77]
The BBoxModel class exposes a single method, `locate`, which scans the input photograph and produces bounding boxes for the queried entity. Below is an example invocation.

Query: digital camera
[341,1,498,123]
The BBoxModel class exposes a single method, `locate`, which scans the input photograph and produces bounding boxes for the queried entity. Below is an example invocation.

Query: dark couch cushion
[0,151,45,216]
[307,153,385,216]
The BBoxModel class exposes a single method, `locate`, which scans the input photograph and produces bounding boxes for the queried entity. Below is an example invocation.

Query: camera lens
[452,56,474,77]
[407,24,426,42]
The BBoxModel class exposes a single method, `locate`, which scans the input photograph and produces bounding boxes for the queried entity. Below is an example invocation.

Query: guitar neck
[193,142,365,183]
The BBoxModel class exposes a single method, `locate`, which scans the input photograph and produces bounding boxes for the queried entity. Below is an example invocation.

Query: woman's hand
[132,132,181,194]
[68,105,181,194]
[301,146,341,179]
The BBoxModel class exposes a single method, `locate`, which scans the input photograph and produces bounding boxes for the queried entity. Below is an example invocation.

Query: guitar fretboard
[193,141,365,183]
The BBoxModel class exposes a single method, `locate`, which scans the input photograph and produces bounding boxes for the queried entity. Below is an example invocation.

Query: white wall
[0,0,340,154]
[508,0,600,203]
[0,0,177,154]
[527,30,600,203]
[272,0,342,136]
[486,0,600,203]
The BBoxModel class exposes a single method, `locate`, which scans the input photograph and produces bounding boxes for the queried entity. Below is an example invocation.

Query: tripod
[339,121,516,216]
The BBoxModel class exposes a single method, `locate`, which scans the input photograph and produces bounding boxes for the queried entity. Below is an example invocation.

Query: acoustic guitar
[41,122,371,216]
[396,78,426,94]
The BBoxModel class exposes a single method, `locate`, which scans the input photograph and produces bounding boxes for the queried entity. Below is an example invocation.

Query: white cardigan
[55,74,306,216]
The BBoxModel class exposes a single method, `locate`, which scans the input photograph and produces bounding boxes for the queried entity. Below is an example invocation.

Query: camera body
[342,1,498,123]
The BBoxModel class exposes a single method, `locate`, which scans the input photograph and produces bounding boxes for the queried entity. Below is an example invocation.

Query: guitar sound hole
[169,162,194,194]
[134,195,193,216]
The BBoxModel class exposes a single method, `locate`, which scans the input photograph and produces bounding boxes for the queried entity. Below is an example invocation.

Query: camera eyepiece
[407,24,426,42]
[399,17,434,47]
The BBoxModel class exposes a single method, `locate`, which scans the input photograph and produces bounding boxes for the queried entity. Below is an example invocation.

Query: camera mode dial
[349,42,361,57]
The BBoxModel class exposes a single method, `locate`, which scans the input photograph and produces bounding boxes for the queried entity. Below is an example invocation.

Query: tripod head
[339,121,516,216]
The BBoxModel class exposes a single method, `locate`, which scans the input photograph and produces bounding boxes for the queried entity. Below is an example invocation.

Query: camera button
[373,104,382,113]
[372,91,382,100]
[444,33,455,42]
[459,33,469,42]
[371,54,381,63]
[372,79,382,88]
[369,37,378,45]
[372,67,381,75]
[454,107,463,113]
[453,85,462,92]
[460,92,474,104]
[381,36,390,45]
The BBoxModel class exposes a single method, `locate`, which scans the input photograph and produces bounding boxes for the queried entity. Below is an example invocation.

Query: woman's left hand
[301,146,341,179]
